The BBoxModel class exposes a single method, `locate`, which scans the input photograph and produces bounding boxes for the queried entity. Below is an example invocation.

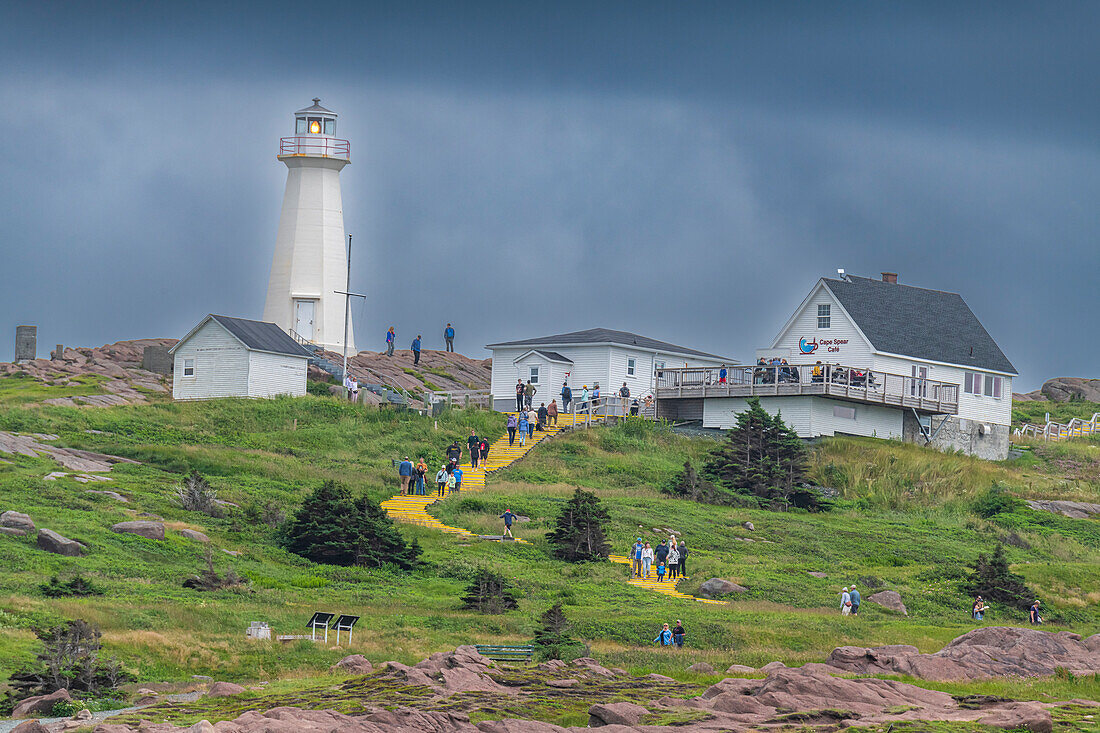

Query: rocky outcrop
[332,654,374,674]
[111,521,165,540]
[586,701,649,726]
[11,688,72,718]
[826,627,1100,680]
[205,681,246,698]
[179,529,211,543]
[0,432,139,473]
[37,528,85,556]
[1017,377,1100,403]
[1,510,35,533]
[698,578,746,598]
[1025,500,1100,519]
[867,590,908,615]
[10,720,51,733]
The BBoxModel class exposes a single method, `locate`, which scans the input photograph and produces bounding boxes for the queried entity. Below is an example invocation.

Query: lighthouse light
[310,119,321,134]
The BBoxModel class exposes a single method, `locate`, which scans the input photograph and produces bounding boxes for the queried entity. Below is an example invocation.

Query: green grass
[1013,399,1100,426]
[0,374,1097,716]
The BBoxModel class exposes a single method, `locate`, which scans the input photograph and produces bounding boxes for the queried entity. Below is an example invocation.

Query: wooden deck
[655,365,959,415]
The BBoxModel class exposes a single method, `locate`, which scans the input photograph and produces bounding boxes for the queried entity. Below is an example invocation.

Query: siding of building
[702,395,902,439]
[247,350,308,398]
[871,353,1013,426]
[491,343,727,411]
[770,282,874,367]
[172,321,250,400]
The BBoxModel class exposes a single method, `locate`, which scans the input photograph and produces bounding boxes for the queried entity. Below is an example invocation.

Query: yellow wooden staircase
[381,413,726,605]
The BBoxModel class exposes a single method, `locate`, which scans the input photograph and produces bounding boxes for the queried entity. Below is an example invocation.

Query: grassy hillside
[1,382,1098,711]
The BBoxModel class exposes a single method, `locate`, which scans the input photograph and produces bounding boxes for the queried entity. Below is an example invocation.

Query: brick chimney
[881,272,898,284]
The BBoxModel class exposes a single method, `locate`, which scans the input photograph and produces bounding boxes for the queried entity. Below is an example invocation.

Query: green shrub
[546,488,611,562]
[532,601,587,661]
[39,575,104,598]
[460,568,518,614]
[52,698,88,716]
[972,484,1026,518]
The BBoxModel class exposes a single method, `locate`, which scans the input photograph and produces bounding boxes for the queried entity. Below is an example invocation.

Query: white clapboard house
[486,328,731,413]
[171,314,314,400]
[654,273,1017,460]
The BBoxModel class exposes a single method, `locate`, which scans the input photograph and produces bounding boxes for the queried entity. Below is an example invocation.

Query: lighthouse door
[294,300,315,342]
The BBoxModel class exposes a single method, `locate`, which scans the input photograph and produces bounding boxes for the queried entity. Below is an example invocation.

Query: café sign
[799,337,849,354]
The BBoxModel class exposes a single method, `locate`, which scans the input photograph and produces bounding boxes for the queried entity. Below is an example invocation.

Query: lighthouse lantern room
[263,98,354,354]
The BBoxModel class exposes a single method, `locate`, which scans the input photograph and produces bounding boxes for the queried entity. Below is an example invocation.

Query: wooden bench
[475,644,534,663]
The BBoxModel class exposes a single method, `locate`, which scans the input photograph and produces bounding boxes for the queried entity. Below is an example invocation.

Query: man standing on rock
[849,585,861,616]
[411,334,422,365]
[444,323,455,352]
[385,326,396,356]
[467,429,481,468]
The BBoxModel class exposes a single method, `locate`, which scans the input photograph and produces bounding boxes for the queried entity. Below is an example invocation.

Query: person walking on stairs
[561,382,572,413]
[655,539,669,571]
[467,429,481,468]
[677,541,689,579]
[526,407,538,437]
[479,439,490,466]
[411,334,422,365]
[672,620,686,648]
[516,379,525,412]
[641,542,654,578]
[506,414,518,446]
[666,542,680,580]
[524,380,537,409]
[580,385,590,413]
[414,458,427,495]
[655,623,672,646]
[444,323,455,352]
[398,456,413,496]
[446,468,457,495]
[446,441,462,466]
[518,412,529,446]
[537,403,548,431]
[656,560,666,582]
[500,509,516,539]
[619,382,630,416]
[547,399,559,426]
[631,538,644,577]
[436,465,448,496]
[452,465,463,494]
[385,326,396,356]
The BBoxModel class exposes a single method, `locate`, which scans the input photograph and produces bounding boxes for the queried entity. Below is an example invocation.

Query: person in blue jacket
[385,326,395,356]
[849,585,861,615]
[631,538,644,577]
[452,465,463,494]
[517,412,529,446]
[500,509,516,539]
[561,382,572,413]
[444,323,455,352]
[654,623,673,646]
[411,334,422,365]
[397,456,413,496]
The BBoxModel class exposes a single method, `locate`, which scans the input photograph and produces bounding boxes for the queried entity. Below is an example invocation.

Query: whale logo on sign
[799,338,818,354]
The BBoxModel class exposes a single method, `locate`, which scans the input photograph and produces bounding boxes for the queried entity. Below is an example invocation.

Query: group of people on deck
[631,536,690,584]
[750,358,875,389]
[753,357,800,384]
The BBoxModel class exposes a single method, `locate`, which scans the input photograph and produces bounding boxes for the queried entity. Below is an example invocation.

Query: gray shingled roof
[487,328,727,360]
[515,349,573,364]
[824,276,1016,374]
[210,315,314,358]
[296,98,335,115]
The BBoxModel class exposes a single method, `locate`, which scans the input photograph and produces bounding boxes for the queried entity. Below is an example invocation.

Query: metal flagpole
[342,234,351,383]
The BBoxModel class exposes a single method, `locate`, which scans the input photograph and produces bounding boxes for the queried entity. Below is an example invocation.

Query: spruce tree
[967,543,1035,611]
[531,601,585,661]
[282,481,420,569]
[546,488,611,562]
[460,568,518,614]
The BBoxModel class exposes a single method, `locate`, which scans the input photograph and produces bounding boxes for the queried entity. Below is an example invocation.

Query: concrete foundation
[902,411,1010,461]
[142,345,174,375]
[15,326,36,363]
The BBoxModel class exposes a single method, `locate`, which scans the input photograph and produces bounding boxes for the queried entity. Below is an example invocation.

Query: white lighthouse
[263,98,354,354]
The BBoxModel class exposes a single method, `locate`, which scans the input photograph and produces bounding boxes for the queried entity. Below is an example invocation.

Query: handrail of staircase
[376,373,416,405]
[1013,412,1100,440]
[288,329,317,349]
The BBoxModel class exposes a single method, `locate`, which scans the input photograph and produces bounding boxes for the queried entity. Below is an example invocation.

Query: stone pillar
[51,344,64,360]
[15,326,36,363]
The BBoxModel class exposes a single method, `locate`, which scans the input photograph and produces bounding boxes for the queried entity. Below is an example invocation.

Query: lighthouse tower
[263,98,354,354]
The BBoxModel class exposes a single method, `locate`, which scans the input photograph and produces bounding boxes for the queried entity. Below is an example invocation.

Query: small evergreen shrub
[972,484,1026,519]
[175,470,224,518]
[531,601,586,661]
[460,568,518,614]
[4,619,132,706]
[967,543,1036,612]
[40,575,104,598]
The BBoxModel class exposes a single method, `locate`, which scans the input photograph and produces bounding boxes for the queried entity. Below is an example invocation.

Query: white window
[964,372,1002,398]
[296,117,307,134]
[183,358,195,376]
[627,358,636,376]
[529,366,539,384]
[817,304,831,329]
[833,405,856,420]
[324,119,335,135]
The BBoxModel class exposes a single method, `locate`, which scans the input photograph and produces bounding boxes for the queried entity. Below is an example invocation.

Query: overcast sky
[1,2,1096,390]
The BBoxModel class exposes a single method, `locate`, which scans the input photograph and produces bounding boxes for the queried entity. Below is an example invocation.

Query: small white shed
[170,314,313,401]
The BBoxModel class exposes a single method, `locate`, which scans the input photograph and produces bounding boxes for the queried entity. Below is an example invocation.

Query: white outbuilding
[170,314,314,401]
[486,328,732,413]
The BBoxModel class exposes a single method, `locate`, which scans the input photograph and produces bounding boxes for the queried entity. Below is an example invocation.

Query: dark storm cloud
[0,2,1097,389]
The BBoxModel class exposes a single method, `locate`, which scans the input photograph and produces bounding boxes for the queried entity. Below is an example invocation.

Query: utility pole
[336,233,366,389]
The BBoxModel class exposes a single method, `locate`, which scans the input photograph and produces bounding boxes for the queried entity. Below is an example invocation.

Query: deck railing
[654,363,959,414]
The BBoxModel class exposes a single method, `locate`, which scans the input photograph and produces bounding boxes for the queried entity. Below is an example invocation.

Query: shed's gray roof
[209,315,314,358]
[824,276,1016,374]
[487,328,727,360]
